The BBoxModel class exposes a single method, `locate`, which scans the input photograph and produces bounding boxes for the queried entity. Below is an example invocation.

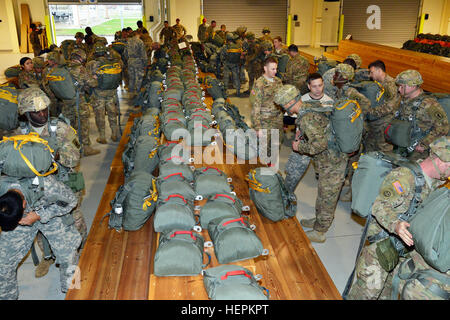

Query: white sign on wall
[366,5,381,30]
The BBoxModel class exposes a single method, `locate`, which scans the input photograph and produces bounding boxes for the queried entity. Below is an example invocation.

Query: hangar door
[342,0,421,47]
[203,0,287,42]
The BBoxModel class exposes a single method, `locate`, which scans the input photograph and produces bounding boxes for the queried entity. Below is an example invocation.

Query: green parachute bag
[384,119,414,148]
[4,65,21,78]
[158,162,194,183]
[60,39,76,60]
[408,185,450,273]
[107,171,158,232]
[211,33,224,47]
[132,135,160,175]
[46,66,77,100]
[161,118,187,142]
[224,129,259,161]
[351,81,386,121]
[331,99,364,153]
[0,84,19,131]
[317,59,337,76]
[157,142,193,166]
[154,230,210,277]
[156,175,197,204]
[193,166,232,198]
[225,43,242,64]
[111,41,126,55]
[199,193,248,229]
[153,194,199,233]
[208,215,268,264]
[0,133,58,178]
[246,167,297,222]
[185,120,214,147]
[354,68,371,82]
[96,60,122,90]
[205,77,227,100]
[203,265,270,300]
[275,53,290,74]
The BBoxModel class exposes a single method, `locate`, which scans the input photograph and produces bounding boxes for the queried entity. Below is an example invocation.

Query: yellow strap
[352,161,358,170]
[97,63,122,75]
[244,170,271,193]
[374,80,385,102]
[227,49,242,53]
[148,147,158,159]
[46,75,65,82]
[142,179,158,210]
[336,100,361,123]
[0,89,18,103]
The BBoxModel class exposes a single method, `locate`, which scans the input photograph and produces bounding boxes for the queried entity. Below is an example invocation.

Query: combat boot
[300,217,316,229]
[110,127,120,142]
[96,133,107,144]
[35,258,55,278]
[340,188,352,202]
[305,230,326,243]
[83,145,100,157]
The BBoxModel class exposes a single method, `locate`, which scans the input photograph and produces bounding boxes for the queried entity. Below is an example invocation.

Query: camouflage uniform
[159,25,176,45]
[29,28,42,57]
[391,70,449,161]
[258,27,272,43]
[220,34,243,96]
[323,67,337,99]
[363,75,401,153]
[0,175,81,300]
[124,35,147,96]
[197,23,208,43]
[244,33,264,93]
[250,75,284,159]
[282,53,310,92]
[18,69,41,89]
[172,23,187,40]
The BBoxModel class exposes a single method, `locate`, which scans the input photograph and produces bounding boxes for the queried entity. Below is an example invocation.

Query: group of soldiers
[0,20,164,299]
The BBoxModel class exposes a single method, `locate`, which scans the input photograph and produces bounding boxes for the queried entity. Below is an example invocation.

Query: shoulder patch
[392,180,404,194]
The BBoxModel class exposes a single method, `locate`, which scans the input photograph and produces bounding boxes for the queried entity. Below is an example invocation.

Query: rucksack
[122,135,159,177]
[111,41,126,55]
[60,39,76,60]
[153,194,199,233]
[317,59,337,76]
[107,171,158,232]
[351,151,425,219]
[199,193,248,229]
[193,167,232,198]
[203,265,269,300]
[408,184,449,272]
[246,167,297,222]
[351,80,386,121]
[46,66,77,100]
[0,133,58,178]
[4,65,21,78]
[153,229,210,277]
[95,59,122,90]
[274,53,290,74]
[0,84,19,130]
[225,43,241,64]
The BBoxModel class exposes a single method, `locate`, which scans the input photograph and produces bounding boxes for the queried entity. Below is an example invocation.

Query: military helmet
[245,32,255,40]
[335,63,355,81]
[261,41,273,52]
[262,27,270,34]
[94,43,107,55]
[429,136,450,162]
[236,26,247,36]
[46,51,61,63]
[17,88,51,115]
[71,48,87,62]
[32,57,45,69]
[346,53,362,69]
[274,84,300,107]
[75,32,84,39]
[395,69,423,86]
[226,32,238,41]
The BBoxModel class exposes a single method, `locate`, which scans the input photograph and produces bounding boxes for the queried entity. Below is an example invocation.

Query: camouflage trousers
[284,151,311,193]
[347,241,404,300]
[363,117,393,153]
[0,217,81,299]
[246,61,263,91]
[313,150,348,232]
[258,116,284,163]
[122,64,129,88]
[91,89,119,138]
[61,96,92,147]
[127,58,146,94]
[223,63,241,92]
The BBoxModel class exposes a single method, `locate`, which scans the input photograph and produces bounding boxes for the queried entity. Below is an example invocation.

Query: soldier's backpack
[0,84,19,130]
[203,265,270,300]
[225,43,242,64]
[95,59,122,90]
[207,216,268,264]
[351,80,386,121]
[156,174,197,204]
[0,133,58,178]
[246,167,297,222]
[60,39,76,60]
[111,41,126,55]
[199,193,248,229]
[153,230,210,277]
[408,184,449,273]
[107,171,158,232]
[354,68,371,82]
[351,151,425,219]
[153,194,199,233]
[4,65,21,78]
[275,53,290,74]
[317,59,337,76]
[211,33,225,47]
[46,66,77,100]
[122,135,159,177]
[158,162,194,183]
[193,167,232,198]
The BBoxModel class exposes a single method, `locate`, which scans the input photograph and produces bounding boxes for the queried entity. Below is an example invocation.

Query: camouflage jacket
[197,24,208,42]
[124,37,147,63]
[18,70,42,89]
[159,26,176,44]
[395,91,449,150]
[66,60,98,91]
[366,74,401,120]
[282,54,309,88]
[29,30,42,47]
[250,76,283,130]
[172,24,187,39]
[258,34,272,43]
[205,26,215,41]
[245,41,263,65]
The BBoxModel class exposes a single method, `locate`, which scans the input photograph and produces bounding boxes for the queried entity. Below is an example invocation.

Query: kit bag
[194,166,232,198]
[0,84,19,131]
[108,171,158,231]
[246,167,297,222]
[157,142,193,165]
[208,216,267,264]
[158,162,194,183]
[330,99,364,153]
[156,175,197,203]
[96,60,122,90]
[153,194,198,233]
[351,80,386,121]
[46,66,77,100]
[203,265,269,300]
[154,229,210,276]
[199,193,246,229]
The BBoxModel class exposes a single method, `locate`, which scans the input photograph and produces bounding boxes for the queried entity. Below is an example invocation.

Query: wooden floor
[66,73,341,300]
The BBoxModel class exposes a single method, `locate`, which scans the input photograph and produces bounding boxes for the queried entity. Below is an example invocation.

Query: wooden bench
[324,39,450,93]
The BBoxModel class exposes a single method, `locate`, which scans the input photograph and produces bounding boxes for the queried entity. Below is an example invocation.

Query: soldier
[250,56,284,161]
[259,27,272,43]
[86,44,122,144]
[206,20,217,43]
[283,73,334,194]
[244,32,264,95]
[273,36,288,55]
[29,23,43,57]
[390,69,449,161]
[220,33,243,97]
[197,18,208,43]
[124,31,147,100]
[18,57,41,89]
[139,28,154,57]
[71,32,88,56]
[282,44,310,94]
[172,18,187,41]
[31,57,45,82]
[65,49,100,157]
[159,21,176,45]
[136,20,148,34]
[15,87,87,278]
[346,136,450,300]
[323,57,356,99]
[364,60,401,153]
[0,173,81,300]
[274,84,348,243]
[216,24,228,42]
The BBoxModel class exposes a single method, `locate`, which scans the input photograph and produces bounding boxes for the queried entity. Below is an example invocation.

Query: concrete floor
[2,47,364,300]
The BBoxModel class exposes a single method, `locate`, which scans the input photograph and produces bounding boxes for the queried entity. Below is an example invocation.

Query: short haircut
[274,36,282,42]
[176,18,180,22]
[164,20,169,24]
[264,56,278,66]
[30,23,36,30]
[20,57,32,66]
[137,20,143,25]
[307,72,323,84]
[211,20,216,24]
[126,27,133,31]
[220,24,226,28]
[343,57,357,70]
[368,60,386,72]
[85,27,93,34]
[288,44,298,53]
[0,191,24,232]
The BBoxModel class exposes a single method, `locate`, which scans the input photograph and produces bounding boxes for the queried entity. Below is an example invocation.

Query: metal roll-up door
[342,0,421,47]
[203,0,287,42]
[48,1,141,3]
